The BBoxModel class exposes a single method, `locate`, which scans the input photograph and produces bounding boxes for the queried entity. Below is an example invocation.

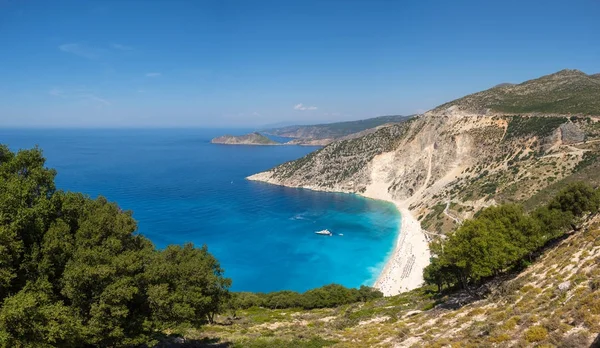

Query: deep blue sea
[1,128,400,293]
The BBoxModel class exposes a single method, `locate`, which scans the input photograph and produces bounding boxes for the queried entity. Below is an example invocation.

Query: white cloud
[293,103,317,111]
[110,43,133,51]
[252,112,260,116]
[59,43,102,59]
[145,72,161,77]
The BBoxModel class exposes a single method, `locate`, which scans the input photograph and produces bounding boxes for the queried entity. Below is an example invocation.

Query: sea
[1,128,401,293]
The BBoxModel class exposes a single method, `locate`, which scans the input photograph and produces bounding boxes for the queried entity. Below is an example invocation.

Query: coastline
[247,172,431,296]
[358,183,430,296]
[370,201,429,296]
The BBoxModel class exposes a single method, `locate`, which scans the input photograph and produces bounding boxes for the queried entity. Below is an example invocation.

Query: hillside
[211,132,280,145]
[248,69,600,297]
[433,69,600,116]
[187,213,600,347]
[250,114,600,229]
[263,115,411,144]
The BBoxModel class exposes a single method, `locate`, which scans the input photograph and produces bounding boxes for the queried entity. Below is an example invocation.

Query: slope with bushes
[190,184,600,347]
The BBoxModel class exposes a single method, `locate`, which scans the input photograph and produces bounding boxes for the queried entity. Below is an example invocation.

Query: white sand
[372,202,430,296]
[248,155,431,296]
[360,152,431,296]
[359,190,430,296]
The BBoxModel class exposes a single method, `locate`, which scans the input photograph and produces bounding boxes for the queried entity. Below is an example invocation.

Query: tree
[0,146,57,300]
[0,146,232,347]
[531,206,573,241]
[425,182,598,295]
[549,182,600,218]
[146,244,231,326]
[0,280,82,348]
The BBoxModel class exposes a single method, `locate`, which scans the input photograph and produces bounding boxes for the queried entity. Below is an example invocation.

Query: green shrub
[0,146,231,347]
[425,182,595,294]
[524,326,548,343]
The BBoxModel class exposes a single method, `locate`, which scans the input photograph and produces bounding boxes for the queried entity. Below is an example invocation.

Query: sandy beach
[359,152,431,296]
[249,167,431,296]
[360,187,430,296]
[371,202,430,296]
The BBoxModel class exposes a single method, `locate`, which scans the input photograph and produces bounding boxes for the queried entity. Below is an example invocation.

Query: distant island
[263,115,409,140]
[211,132,280,145]
[212,115,411,146]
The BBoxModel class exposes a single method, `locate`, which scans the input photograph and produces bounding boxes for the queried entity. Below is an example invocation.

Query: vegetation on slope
[0,145,232,347]
[269,120,412,186]
[434,69,600,115]
[264,115,411,140]
[424,183,599,294]
[504,115,568,140]
[191,183,600,347]
[0,145,385,347]
[228,285,382,314]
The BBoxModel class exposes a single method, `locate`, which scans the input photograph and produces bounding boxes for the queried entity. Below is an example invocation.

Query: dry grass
[179,216,600,347]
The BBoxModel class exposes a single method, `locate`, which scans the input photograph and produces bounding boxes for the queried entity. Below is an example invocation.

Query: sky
[1,0,599,128]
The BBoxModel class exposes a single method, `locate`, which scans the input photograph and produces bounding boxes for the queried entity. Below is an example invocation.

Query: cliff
[248,69,600,294]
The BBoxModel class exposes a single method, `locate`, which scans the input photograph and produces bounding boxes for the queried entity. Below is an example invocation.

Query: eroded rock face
[248,111,589,222]
[560,123,586,144]
[249,113,503,207]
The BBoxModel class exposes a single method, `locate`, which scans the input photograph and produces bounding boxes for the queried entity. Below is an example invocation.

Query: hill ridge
[431,68,600,116]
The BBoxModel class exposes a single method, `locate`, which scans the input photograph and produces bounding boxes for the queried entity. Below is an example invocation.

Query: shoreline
[369,201,430,296]
[247,173,431,296]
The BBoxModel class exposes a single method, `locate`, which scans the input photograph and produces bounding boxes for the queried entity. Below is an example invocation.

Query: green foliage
[266,115,410,139]
[425,182,599,292]
[504,116,566,140]
[524,326,548,342]
[524,159,600,210]
[421,203,445,230]
[0,146,231,347]
[548,182,600,217]
[574,151,599,172]
[228,284,383,311]
[435,69,600,115]
[531,207,574,241]
[0,280,82,347]
[146,244,231,327]
[271,122,411,183]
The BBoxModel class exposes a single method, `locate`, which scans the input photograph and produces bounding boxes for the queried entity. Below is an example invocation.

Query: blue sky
[1,0,599,127]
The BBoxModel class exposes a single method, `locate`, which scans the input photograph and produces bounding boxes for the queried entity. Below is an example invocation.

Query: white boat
[315,229,333,236]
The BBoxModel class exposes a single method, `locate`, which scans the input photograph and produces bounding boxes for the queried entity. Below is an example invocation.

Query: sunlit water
[2,128,400,292]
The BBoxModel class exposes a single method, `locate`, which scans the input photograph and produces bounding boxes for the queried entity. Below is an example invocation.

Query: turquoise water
[1,128,400,293]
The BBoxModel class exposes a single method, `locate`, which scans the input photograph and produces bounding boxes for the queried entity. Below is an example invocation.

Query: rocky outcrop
[211,132,279,145]
[560,123,586,144]
[248,113,506,208]
[248,108,595,219]
[249,69,600,220]
[247,69,600,294]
